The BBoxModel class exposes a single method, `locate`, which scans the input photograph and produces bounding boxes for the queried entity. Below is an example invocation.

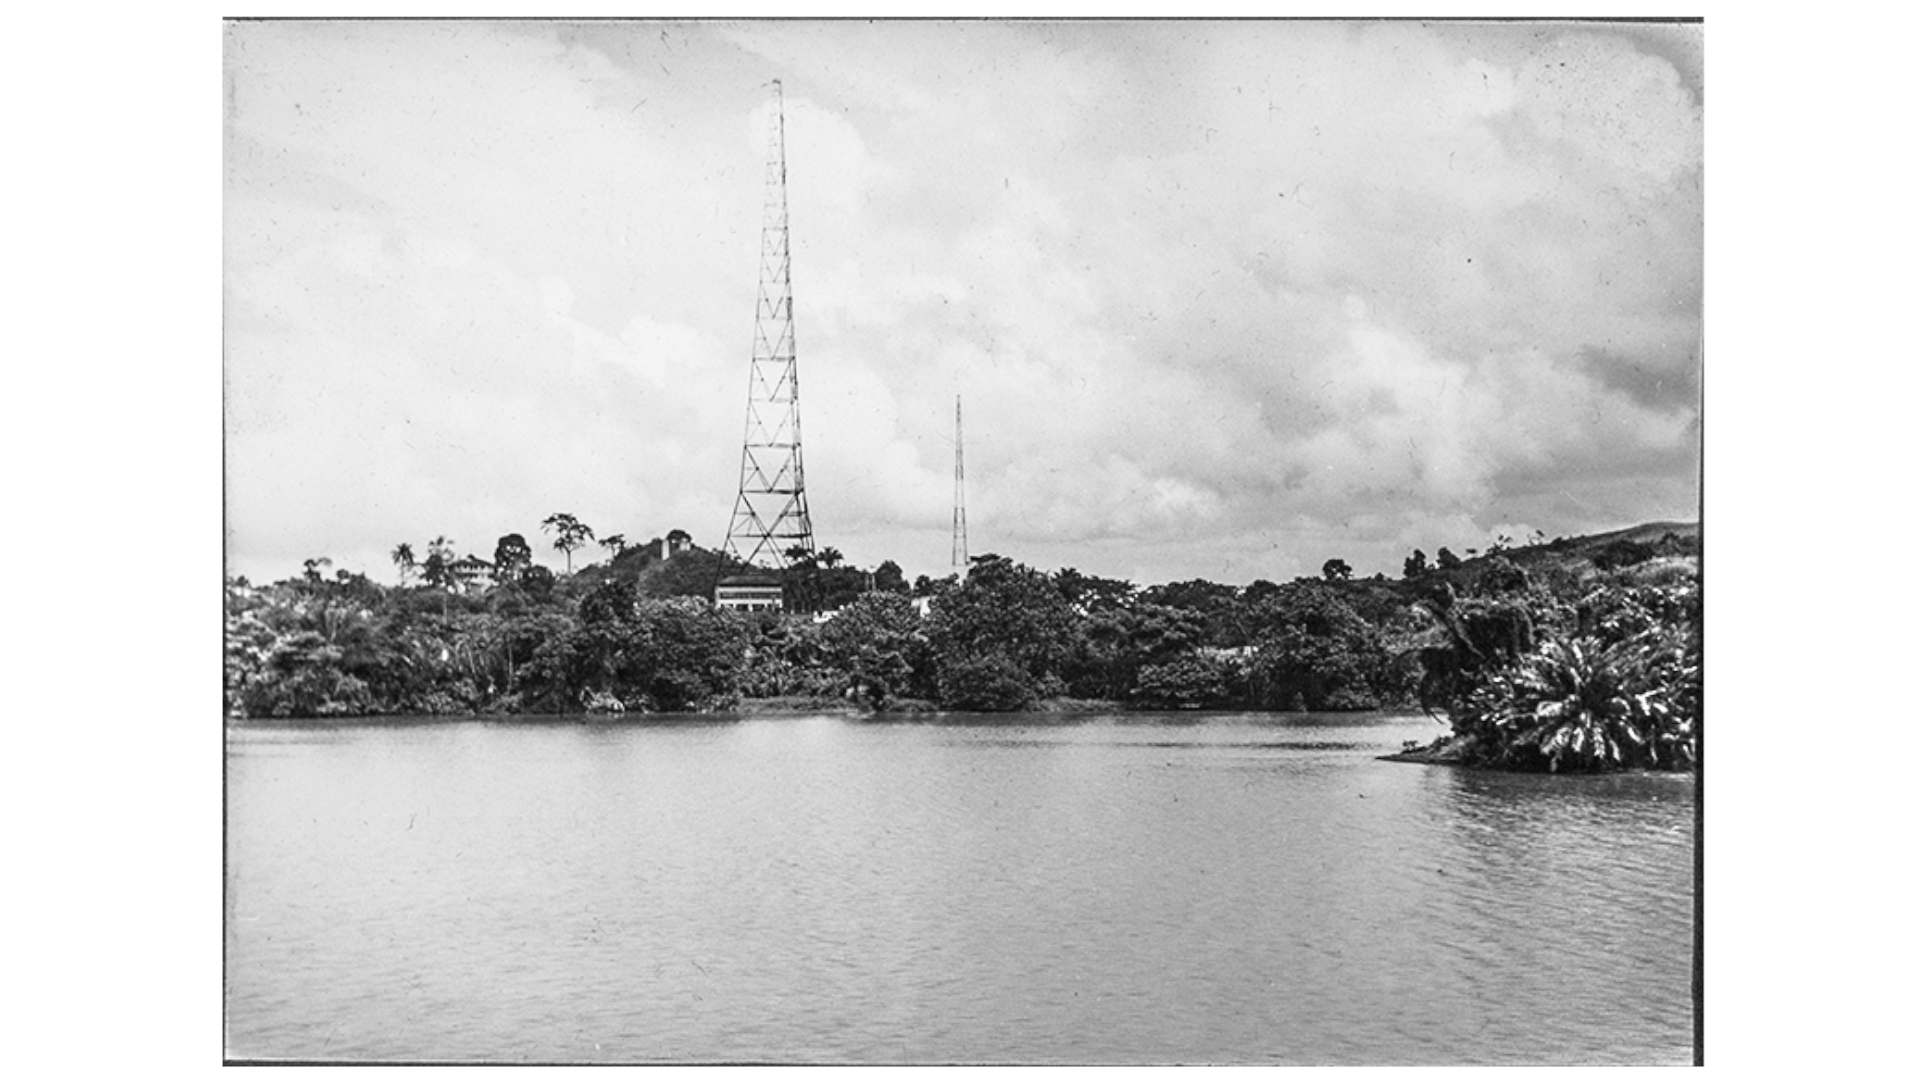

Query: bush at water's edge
[1402,569,1699,773]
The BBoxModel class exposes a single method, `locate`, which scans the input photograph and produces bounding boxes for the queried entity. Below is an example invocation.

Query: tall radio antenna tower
[723,80,816,570]
[951,395,968,568]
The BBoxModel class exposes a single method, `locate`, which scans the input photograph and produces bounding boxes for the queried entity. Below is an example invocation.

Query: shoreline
[1378,734,1476,766]
[229,699,1428,723]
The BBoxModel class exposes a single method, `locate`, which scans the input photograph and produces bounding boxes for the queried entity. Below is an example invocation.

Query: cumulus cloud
[225,20,1701,586]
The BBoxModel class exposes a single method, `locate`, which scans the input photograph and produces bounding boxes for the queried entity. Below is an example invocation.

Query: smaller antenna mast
[951,395,968,568]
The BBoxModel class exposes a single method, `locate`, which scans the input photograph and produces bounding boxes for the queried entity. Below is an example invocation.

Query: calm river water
[225,711,1696,1064]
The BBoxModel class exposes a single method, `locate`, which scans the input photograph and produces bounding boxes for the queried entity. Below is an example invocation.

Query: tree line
[226,517,1700,773]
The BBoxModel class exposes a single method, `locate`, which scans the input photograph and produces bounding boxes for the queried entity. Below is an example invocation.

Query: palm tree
[422,536,457,590]
[422,536,458,617]
[391,542,416,586]
[1458,633,1697,772]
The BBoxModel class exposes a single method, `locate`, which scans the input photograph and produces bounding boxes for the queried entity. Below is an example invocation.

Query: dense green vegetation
[226,518,1700,773]
[1397,530,1701,773]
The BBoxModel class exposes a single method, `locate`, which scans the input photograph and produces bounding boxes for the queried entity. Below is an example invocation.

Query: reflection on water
[226,712,1694,1064]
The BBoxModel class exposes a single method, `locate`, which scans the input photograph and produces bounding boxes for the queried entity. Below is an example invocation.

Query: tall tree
[1245,580,1396,711]
[391,542,416,587]
[927,555,1076,708]
[422,536,457,591]
[492,534,534,585]
[780,545,820,613]
[1054,568,1137,615]
[542,513,595,574]
[1139,577,1245,647]
[814,591,929,706]
[599,534,628,559]
[872,559,908,594]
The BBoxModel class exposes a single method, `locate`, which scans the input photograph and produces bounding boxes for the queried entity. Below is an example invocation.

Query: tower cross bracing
[724,80,816,570]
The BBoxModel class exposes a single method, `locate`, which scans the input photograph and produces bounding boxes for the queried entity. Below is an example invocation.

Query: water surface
[225,711,1695,1064]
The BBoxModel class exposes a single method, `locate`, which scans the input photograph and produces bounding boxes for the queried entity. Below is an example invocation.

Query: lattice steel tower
[724,80,816,570]
[951,395,968,568]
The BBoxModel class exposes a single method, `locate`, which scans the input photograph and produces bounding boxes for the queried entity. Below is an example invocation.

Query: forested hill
[226,521,1700,772]
[1501,521,1698,567]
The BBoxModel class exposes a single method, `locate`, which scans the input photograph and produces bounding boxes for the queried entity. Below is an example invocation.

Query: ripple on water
[226,714,1695,1064]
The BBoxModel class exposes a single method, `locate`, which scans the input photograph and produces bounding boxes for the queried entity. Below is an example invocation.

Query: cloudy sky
[224,18,1701,587]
